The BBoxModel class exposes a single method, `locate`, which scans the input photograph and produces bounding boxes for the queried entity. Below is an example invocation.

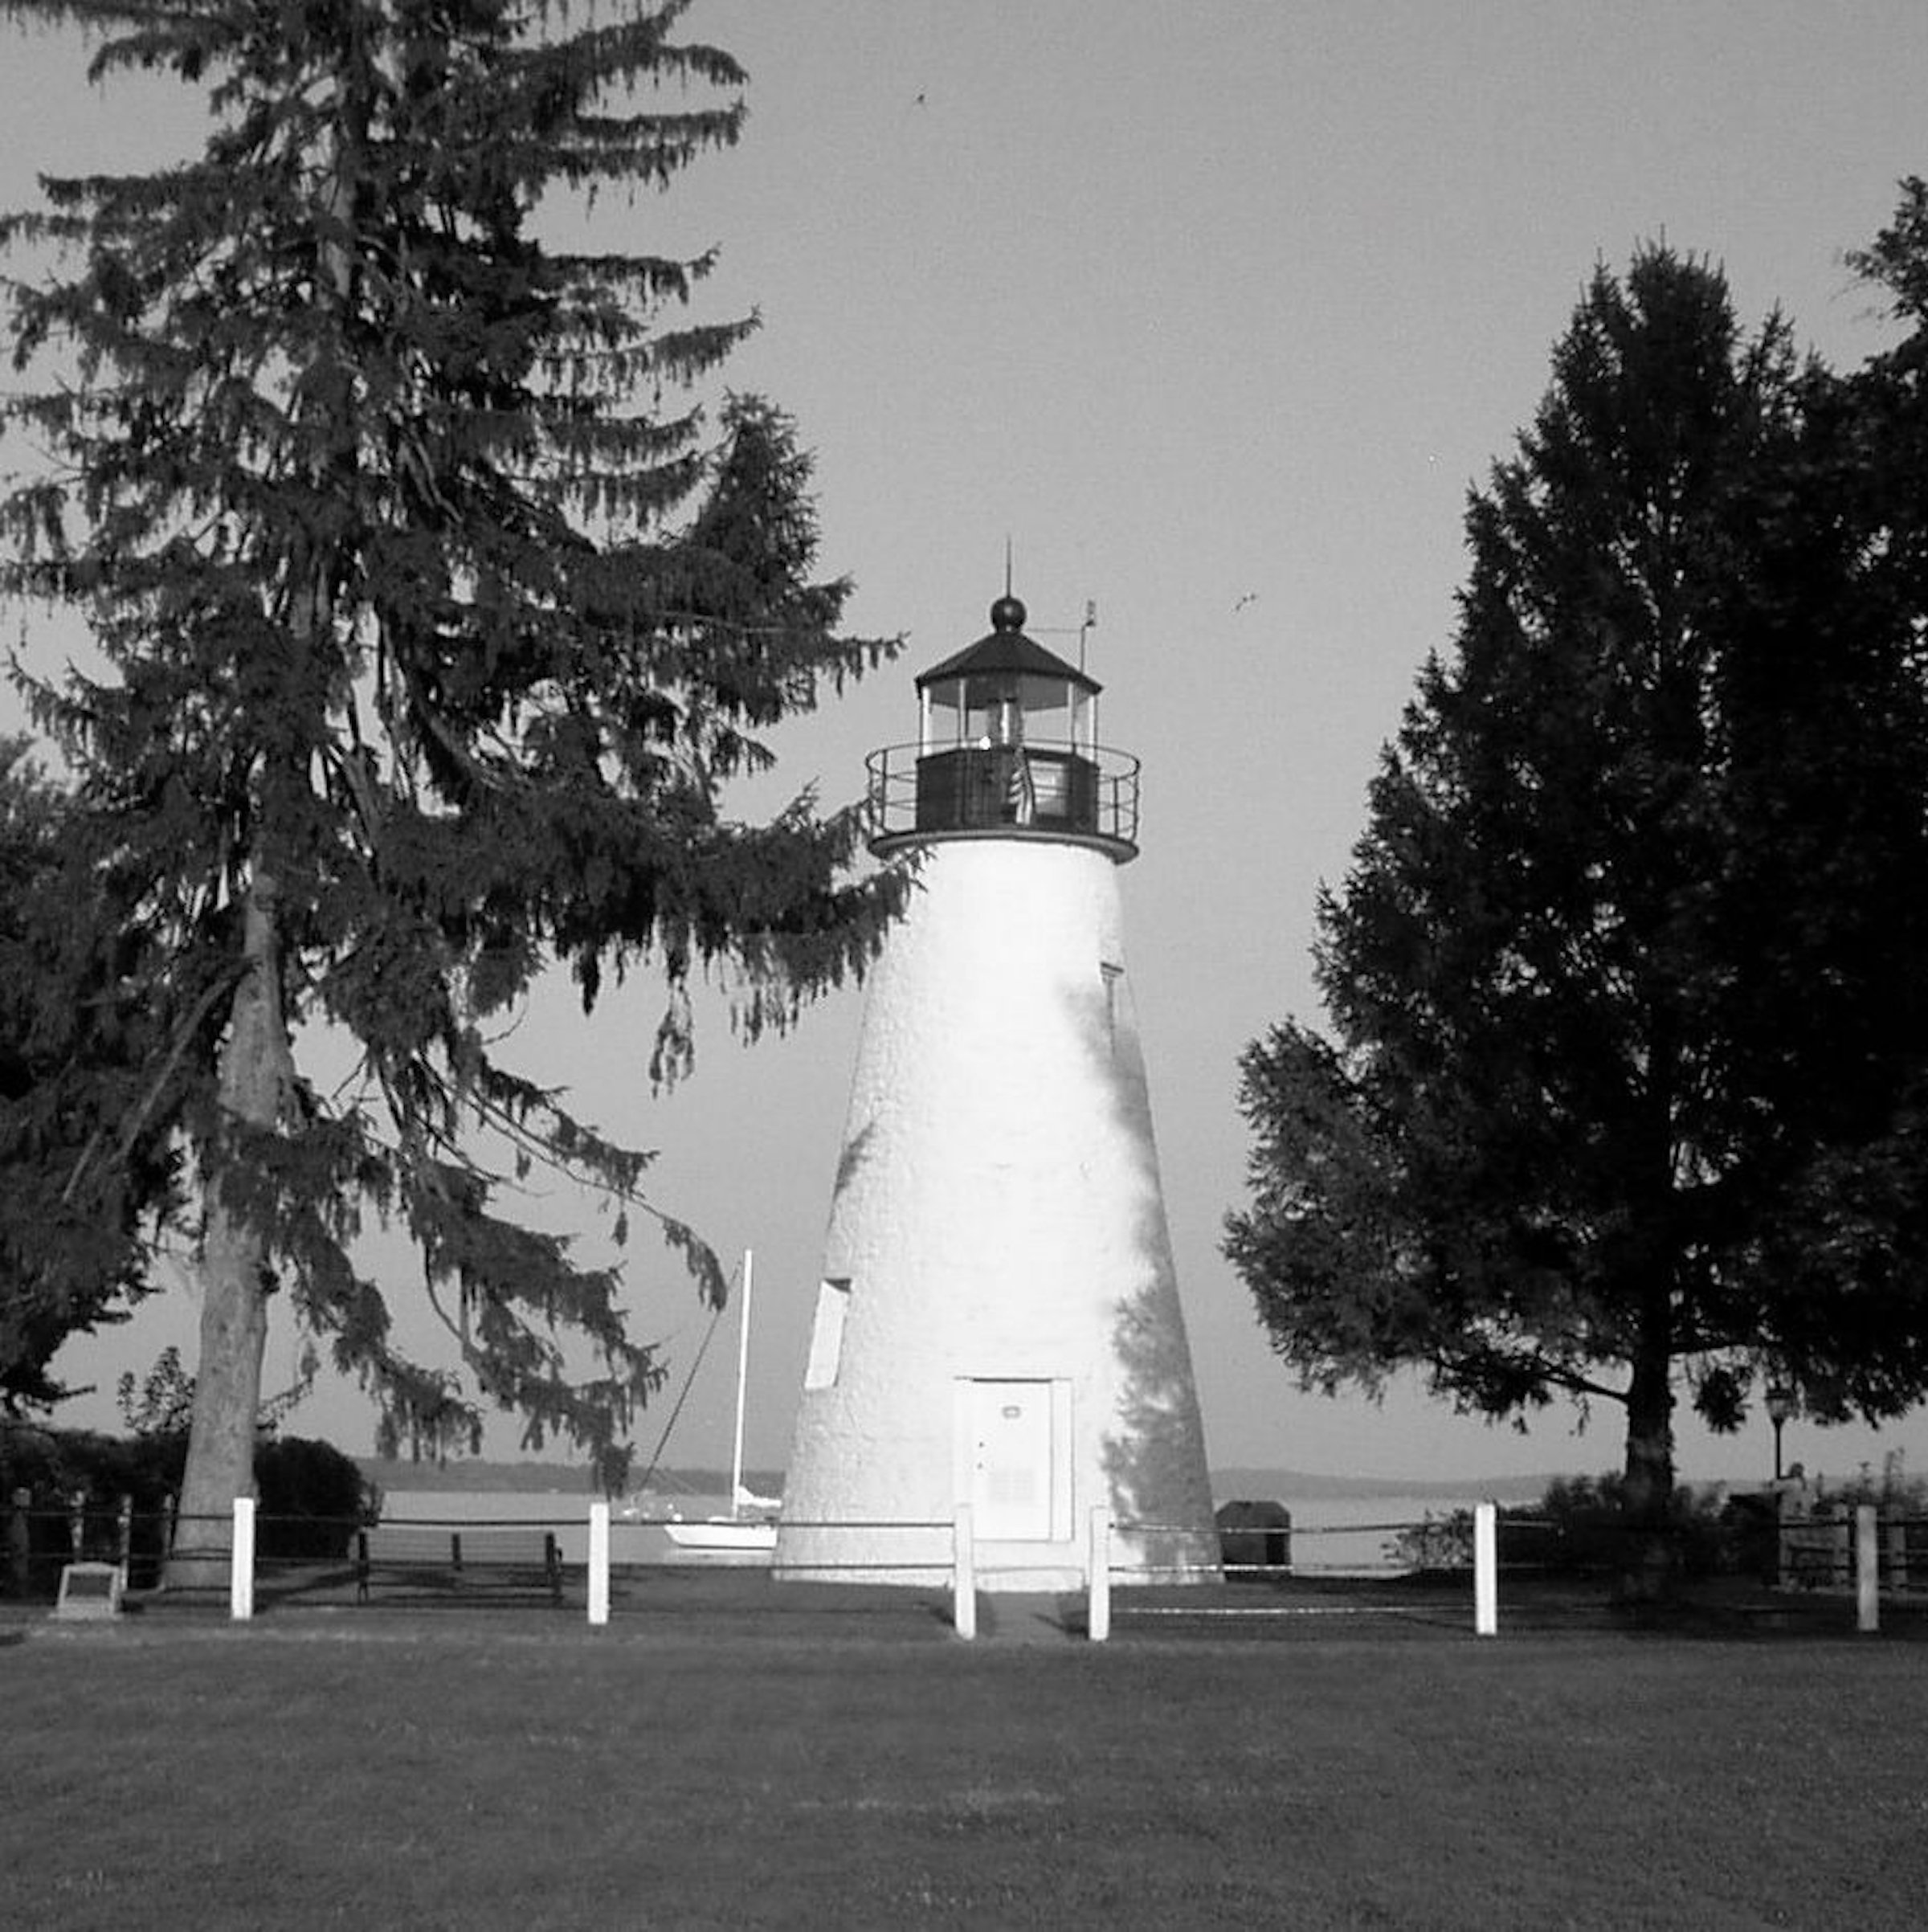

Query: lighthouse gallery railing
[865,739,1142,852]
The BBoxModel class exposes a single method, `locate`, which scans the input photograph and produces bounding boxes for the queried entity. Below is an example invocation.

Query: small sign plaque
[53,1562,125,1621]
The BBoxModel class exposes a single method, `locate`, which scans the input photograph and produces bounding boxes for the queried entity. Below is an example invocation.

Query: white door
[967,1380,1054,1540]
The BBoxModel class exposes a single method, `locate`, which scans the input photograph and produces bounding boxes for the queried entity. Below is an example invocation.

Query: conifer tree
[0,739,184,1410]
[1,0,901,1576]
[1226,247,1928,1548]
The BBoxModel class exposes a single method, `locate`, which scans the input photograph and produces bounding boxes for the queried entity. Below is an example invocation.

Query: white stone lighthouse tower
[775,594,1218,1591]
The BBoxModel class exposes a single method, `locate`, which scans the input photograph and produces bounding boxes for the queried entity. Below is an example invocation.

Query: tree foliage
[0,738,186,1411]
[115,1343,198,1439]
[0,0,902,1542]
[1226,242,1928,1526]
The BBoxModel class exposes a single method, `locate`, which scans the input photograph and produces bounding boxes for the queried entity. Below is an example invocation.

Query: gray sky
[7,1,1928,1485]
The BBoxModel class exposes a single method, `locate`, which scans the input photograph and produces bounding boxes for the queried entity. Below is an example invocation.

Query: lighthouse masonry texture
[774,596,1219,1591]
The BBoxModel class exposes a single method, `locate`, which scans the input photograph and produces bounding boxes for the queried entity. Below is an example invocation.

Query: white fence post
[1473,1501,1497,1637]
[1857,1503,1880,1634]
[1088,1506,1111,1644]
[229,1496,255,1623]
[587,1501,611,1627]
[953,1503,976,1640]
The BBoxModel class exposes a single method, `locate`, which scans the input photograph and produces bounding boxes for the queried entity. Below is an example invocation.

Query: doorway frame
[952,1375,1073,1542]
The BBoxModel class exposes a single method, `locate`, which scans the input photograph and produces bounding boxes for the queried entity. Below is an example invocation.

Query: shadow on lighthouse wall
[1059,969,1216,1575]
[1101,1254,1217,1574]
[830,1117,878,1208]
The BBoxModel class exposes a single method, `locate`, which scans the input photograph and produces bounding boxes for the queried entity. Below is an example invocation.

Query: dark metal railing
[866,739,1141,855]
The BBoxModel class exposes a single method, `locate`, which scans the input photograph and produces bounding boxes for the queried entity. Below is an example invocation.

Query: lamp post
[1765,1385,1795,1483]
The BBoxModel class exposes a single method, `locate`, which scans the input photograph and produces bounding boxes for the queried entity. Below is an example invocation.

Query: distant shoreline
[357,1456,786,1496]
[357,1455,1578,1504]
[1211,1466,1562,1504]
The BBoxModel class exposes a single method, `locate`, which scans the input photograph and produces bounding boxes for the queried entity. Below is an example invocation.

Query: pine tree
[0,738,185,1409]
[1,0,901,1579]
[1226,247,1928,1554]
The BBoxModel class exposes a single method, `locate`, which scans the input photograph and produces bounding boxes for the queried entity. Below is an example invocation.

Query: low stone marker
[53,1562,125,1622]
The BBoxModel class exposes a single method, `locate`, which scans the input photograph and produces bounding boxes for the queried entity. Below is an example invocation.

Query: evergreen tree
[1225,247,1928,1548]
[1848,180,1928,715]
[0,738,186,1410]
[0,0,901,1577]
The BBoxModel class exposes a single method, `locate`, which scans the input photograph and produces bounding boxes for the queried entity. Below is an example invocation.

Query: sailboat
[659,1249,780,1558]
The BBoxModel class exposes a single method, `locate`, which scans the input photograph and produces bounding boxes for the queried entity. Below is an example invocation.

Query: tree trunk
[166,878,290,1589]
[1619,1306,1677,1603]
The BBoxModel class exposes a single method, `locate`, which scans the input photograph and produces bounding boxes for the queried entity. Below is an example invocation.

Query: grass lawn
[6,1587,1926,1930]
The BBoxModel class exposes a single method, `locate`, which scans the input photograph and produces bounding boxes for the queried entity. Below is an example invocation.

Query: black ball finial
[989,594,1027,632]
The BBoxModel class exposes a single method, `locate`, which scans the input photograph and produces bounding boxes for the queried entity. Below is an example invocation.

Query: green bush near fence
[0,1422,177,1590]
[1385,1475,1770,1579]
[1387,1466,1928,1588]
[251,1436,378,1559]
[1517,1475,1740,1580]
[0,1422,374,1593]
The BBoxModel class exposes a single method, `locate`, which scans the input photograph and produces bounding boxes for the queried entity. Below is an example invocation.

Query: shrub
[1816,1449,1928,1517]
[2,1421,374,1595]
[1501,1474,1743,1582]
[255,1436,375,1559]
[0,1420,183,1592]
[1378,1477,1759,1583]
[1383,1509,1474,1572]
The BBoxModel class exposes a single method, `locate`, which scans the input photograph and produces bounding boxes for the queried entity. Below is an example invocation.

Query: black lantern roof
[914,595,1101,694]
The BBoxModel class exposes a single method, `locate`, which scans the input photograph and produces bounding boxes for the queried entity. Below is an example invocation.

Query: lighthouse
[774,594,1219,1591]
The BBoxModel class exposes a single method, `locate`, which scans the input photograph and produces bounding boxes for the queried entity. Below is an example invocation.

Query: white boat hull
[660,1517,778,1559]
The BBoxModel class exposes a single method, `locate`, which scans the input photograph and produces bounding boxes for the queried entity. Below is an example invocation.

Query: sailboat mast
[730,1249,754,1508]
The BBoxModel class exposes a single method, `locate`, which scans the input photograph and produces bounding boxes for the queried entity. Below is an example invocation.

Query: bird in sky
[1233,592,1258,613]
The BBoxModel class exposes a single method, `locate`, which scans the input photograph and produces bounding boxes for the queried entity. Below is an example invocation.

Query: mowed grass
[6,1590,1926,1930]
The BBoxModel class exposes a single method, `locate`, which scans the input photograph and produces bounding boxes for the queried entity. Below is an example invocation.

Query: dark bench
[355,1526,563,1604]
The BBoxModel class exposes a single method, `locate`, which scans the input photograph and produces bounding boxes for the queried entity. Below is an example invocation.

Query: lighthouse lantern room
[867,593,1139,857]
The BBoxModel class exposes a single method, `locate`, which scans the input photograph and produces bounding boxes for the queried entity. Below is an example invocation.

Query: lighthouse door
[966,1379,1054,1540]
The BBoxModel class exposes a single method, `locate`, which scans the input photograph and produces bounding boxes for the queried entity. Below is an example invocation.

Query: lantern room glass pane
[965,675,1019,745]
[1071,687,1096,753]
[926,682,962,751]
[1019,677,1069,747]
